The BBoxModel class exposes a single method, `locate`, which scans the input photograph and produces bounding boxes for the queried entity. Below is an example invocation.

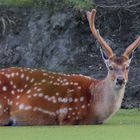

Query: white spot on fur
[56,92,59,96]
[9,101,13,106]
[81,105,85,109]
[27,95,32,98]
[72,112,76,115]
[10,81,14,85]
[53,82,60,86]
[24,105,32,110]
[74,83,79,86]
[34,87,38,90]
[67,89,74,93]
[75,116,79,120]
[2,86,7,91]
[24,84,28,88]
[19,104,25,110]
[20,73,25,79]
[16,102,19,106]
[17,89,20,92]
[33,93,38,97]
[77,112,80,115]
[16,96,20,99]
[26,76,30,81]
[61,98,68,103]
[44,95,48,99]
[59,108,68,114]
[75,107,78,110]
[43,73,48,76]
[58,97,62,102]
[33,107,56,116]
[13,85,17,89]
[61,82,67,86]
[20,89,24,92]
[34,83,38,86]
[1,72,5,75]
[38,93,44,97]
[6,74,10,78]
[68,98,73,103]
[30,78,35,83]
[70,82,74,85]
[49,81,53,84]
[80,97,84,102]
[74,98,78,102]
[78,86,82,90]
[11,73,15,77]
[41,79,46,83]
[11,90,15,95]
[26,89,31,94]
[53,99,57,103]
[68,108,72,111]
[4,109,7,113]
[18,103,32,111]
[37,88,42,92]
[16,72,19,76]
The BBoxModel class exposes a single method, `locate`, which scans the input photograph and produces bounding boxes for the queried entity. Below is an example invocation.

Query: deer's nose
[116,76,125,85]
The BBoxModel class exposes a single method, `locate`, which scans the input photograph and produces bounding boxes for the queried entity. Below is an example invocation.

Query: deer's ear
[100,48,109,67]
[128,51,134,63]
[100,48,109,60]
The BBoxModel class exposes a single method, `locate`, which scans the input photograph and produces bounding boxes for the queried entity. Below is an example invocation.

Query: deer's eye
[125,66,129,70]
[109,66,114,70]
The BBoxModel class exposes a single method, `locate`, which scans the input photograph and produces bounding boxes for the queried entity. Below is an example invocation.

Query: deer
[0,9,139,126]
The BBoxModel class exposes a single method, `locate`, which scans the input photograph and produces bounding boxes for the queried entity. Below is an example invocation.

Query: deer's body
[0,67,93,125]
[0,67,124,125]
[0,9,139,126]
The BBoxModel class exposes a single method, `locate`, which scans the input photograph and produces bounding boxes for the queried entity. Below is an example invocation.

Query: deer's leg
[0,113,11,126]
[10,96,58,125]
[10,110,57,126]
[95,120,103,125]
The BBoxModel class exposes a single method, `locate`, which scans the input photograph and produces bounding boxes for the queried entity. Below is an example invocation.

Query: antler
[123,36,140,58]
[86,9,114,57]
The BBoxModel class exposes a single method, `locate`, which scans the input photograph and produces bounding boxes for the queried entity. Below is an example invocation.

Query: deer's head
[86,9,140,89]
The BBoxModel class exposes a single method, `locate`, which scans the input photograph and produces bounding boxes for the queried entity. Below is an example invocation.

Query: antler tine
[86,9,114,57]
[123,36,140,58]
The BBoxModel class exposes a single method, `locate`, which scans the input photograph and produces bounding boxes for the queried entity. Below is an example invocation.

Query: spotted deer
[0,9,139,126]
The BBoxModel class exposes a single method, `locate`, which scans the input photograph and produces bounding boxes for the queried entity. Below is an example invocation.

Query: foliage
[0,0,33,6]
[0,0,95,10]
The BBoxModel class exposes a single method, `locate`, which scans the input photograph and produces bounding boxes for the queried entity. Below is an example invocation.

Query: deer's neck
[90,74,125,122]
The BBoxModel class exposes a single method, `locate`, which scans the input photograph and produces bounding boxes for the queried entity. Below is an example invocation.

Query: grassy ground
[0,0,94,10]
[0,109,139,140]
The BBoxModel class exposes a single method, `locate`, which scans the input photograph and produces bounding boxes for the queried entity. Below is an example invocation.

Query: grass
[0,109,139,140]
[0,0,94,10]
[0,0,33,6]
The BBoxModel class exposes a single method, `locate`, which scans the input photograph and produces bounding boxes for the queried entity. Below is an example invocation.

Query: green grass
[0,109,139,140]
[0,0,33,6]
[0,0,94,10]
[64,0,94,9]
